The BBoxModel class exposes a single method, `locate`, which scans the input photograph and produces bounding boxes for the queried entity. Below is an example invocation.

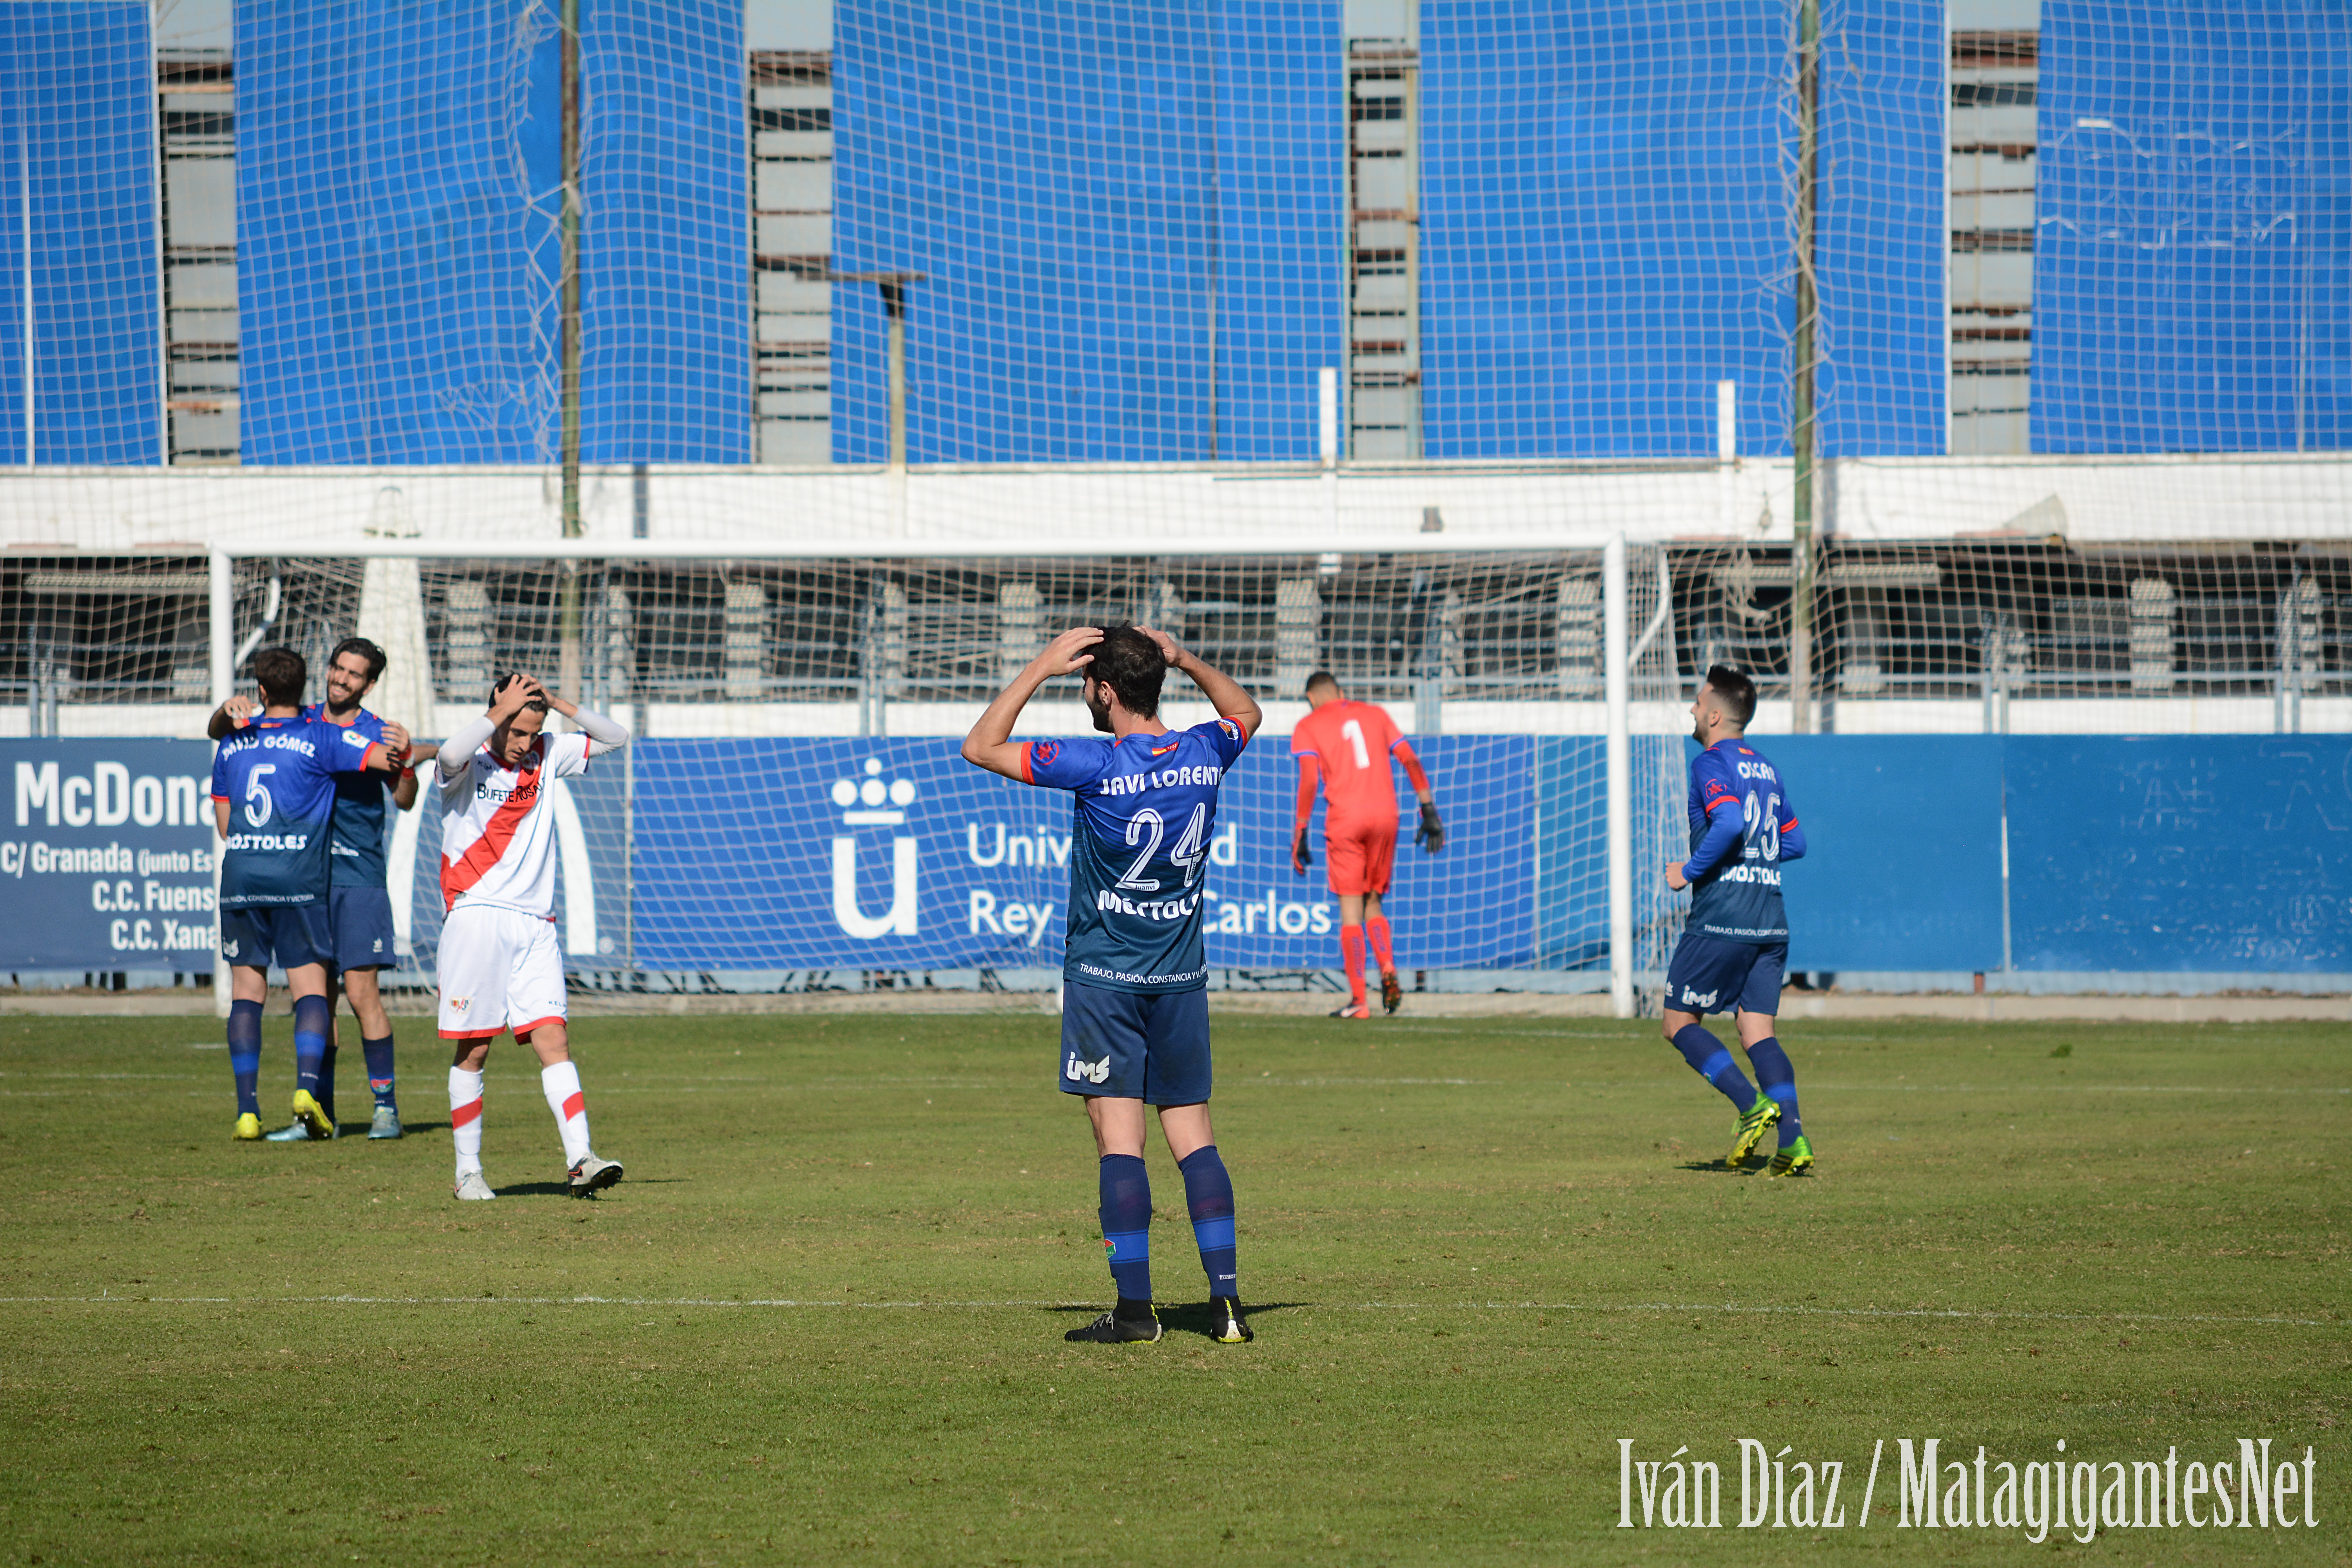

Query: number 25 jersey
[1018,718,1250,995]
[1686,739,1802,944]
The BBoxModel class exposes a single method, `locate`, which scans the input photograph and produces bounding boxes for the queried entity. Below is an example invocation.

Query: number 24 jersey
[1017,719,1250,995]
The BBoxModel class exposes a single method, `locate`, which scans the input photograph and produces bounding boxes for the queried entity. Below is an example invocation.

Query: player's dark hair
[1704,663,1757,729]
[1087,624,1165,720]
[329,635,387,684]
[492,671,550,715]
[1304,670,1341,697]
[250,646,306,708]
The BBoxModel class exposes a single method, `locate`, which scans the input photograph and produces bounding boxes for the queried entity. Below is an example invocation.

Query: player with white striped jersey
[433,673,631,1201]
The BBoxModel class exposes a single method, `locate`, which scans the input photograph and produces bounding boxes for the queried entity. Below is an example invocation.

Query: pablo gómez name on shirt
[225,731,325,760]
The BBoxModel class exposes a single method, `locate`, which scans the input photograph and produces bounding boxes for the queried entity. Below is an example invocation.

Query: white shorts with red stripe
[437,902,567,1040]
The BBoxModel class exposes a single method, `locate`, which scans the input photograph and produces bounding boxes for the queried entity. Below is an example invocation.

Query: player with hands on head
[210,647,407,1141]
[211,637,420,1140]
[964,622,1263,1347]
[1288,672,1441,1018]
[434,672,631,1201]
[1659,664,1813,1175]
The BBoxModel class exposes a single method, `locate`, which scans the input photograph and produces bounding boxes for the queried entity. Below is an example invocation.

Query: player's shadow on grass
[486,1178,685,1198]
[1676,1158,1767,1175]
[1045,1302,1308,1341]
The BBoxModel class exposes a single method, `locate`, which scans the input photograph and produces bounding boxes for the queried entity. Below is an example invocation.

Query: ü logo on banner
[831,758,918,938]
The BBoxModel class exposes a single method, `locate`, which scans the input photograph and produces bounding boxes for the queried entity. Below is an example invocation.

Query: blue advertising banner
[22,733,2345,980]
[627,736,1534,972]
[2006,735,2352,971]
[2,741,219,969]
[1762,735,2007,973]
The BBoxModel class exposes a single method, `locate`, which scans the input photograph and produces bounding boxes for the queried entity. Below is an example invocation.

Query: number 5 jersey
[211,715,388,908]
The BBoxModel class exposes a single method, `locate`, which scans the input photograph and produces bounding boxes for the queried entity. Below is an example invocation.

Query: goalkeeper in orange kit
[1288,672,1443,1018]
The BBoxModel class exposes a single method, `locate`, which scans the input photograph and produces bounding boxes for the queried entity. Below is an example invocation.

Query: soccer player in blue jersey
[1660,664,1814,1175]
[211,646,405,1141]
[212,637,419,1140]
[964,622,1263,1345]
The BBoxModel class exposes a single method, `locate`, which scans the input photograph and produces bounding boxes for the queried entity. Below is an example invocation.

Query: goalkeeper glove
[1291,829,1312,876]
[1414,800,1445,854]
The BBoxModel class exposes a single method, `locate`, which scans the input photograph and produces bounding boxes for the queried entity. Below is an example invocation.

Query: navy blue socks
[362,1034,397,1109]
[1177,1144,1239,1299]
[292,994,331,1105]
[227,998,263,1117]
[1098,1154,1153,1307]
[1671,1023,1757,1110]
[318,1041,338,1125]
[1744,1035,1803,1147]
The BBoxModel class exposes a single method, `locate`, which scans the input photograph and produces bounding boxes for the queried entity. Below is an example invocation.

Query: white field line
[0,1295,2336,1328]
[7,1080,2345,1098]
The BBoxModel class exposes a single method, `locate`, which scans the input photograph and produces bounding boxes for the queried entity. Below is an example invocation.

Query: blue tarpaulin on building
[0,2,160,466]
[833,0,1343,463]
[238,0,744,465]
[2033,0,2352,453]
[1418,1,1789,459]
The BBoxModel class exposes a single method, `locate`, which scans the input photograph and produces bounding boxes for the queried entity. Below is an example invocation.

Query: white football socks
[449,1065,485,1176]
[541,1060,592,1166]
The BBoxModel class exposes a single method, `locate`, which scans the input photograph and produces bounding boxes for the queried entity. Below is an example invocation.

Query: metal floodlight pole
[828,272,927,465]
[883,280,909,468]
[557,0,586,702]
[1787,0,1822,735]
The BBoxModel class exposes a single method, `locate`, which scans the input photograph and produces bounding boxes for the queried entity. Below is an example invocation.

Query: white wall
[6,452,2349,556]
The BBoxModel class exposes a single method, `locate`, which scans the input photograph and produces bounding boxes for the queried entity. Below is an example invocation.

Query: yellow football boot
[290,1090,335,1141]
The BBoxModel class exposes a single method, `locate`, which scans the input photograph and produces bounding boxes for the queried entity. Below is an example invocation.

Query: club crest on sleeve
[1033,740,1061,768]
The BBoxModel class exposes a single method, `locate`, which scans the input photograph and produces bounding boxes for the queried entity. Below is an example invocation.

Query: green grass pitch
[0,1009,2343,1564]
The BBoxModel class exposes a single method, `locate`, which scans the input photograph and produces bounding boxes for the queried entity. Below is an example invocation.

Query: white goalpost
[194,532,1687,1019]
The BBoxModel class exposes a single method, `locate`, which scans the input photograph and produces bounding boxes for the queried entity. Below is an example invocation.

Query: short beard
[1086,685,1114,735]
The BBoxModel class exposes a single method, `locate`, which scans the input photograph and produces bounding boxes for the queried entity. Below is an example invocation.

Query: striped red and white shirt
[437,730,596,916]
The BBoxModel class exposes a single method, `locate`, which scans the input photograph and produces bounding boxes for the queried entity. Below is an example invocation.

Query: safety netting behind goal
[45,546,1675,993]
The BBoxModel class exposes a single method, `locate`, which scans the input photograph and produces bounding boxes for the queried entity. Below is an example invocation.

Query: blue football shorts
[327,885,399,972]
[219,903,334,972]
[1664,932,1787,1018]
[1057,980,1213,1105]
